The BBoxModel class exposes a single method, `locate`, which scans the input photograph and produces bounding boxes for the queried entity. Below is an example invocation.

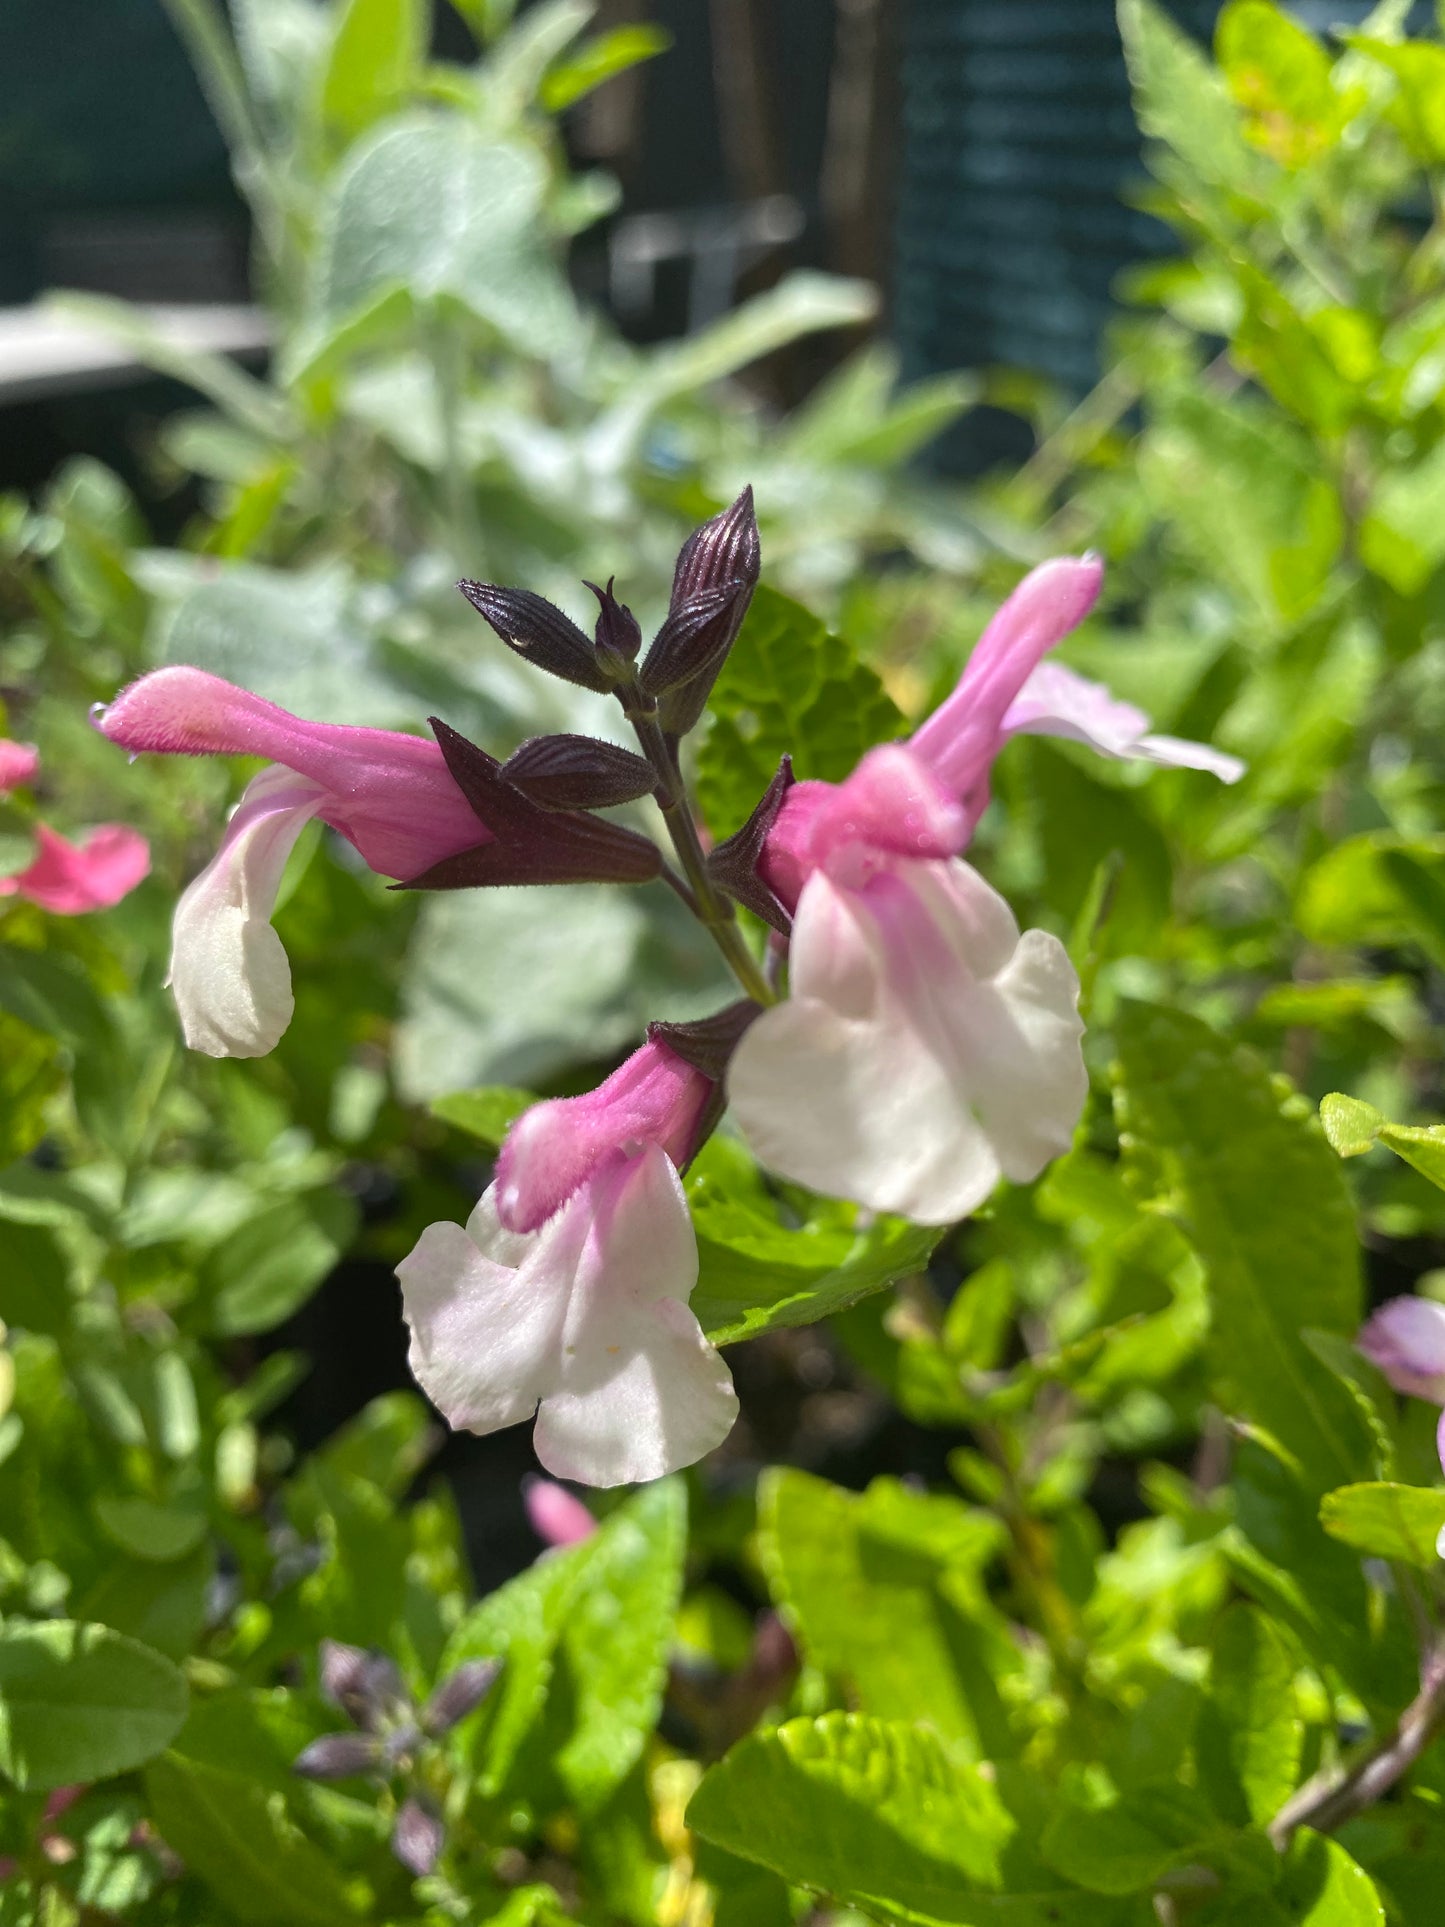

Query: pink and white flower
[731,557,1242,1226]
[97,668,483,1057]
[1357,1295,1445,1403]
[397,1038,737,1486]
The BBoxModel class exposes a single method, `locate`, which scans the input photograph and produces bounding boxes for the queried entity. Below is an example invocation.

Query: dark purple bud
[652,489,762,736]
[502,734,657,811]
[638,584,745,701]
[586,578,643,678]
[403,722,663,890]
[705,755,795,934]
[391,1798,445,1878]
[669,487,760,614]
[648,1001,762,1082]
[318,1640,372,1719]
[422,1658,503,1736]
[293,1731,382,1781]
[458,583,609,694]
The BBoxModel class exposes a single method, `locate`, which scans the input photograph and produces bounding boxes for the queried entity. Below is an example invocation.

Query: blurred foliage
[8,0,1445,1922]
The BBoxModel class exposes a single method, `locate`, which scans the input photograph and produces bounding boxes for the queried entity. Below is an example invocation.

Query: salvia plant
[12,1,1445,1925]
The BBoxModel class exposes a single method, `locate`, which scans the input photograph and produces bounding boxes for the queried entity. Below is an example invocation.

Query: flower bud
[391,1798,444,1877]
[669,486,760,611]
[524,1475,597,1547]
[502,734,656,811]
[318,1639,372,1719]
[458,583,610,694]
[652,489,761,736]
[421,1657,503,1735]
[293,1731,382,1781]
[638,584,744,701]
[705,755,795,932]
[1357,1296,1445,1402]
[587,578,643,681]
[647,1001,762,1082]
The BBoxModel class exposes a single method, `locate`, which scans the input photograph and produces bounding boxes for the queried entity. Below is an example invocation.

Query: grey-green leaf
[0,1620,188,1790]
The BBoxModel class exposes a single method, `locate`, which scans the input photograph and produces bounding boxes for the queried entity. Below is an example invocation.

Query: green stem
[628,708,774,1006]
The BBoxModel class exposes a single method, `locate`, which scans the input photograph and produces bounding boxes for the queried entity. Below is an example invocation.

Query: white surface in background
[0,303,271,403]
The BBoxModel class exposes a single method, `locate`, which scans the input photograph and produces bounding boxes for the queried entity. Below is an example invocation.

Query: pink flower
[908,555,1243,828]
[730,557,1243,1227]
[1357,1296,1445,1403]
[734,759,1086,1224]
[495,1036,713,1233]
[397,1037,736,1485]
[398,1145,736,1487]
[97,668,484,1057]
[0,740,40,794]
[524,1477,597,1546]
[0,823,150,916]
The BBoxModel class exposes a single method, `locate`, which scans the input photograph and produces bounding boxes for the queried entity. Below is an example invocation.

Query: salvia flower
[524,1476,597,1547]
[96,668,485,1056]
[0,739,149,916]
[398,1038,737,1486]
[730,556,1243,1224]
[1357,1295,1445,1403]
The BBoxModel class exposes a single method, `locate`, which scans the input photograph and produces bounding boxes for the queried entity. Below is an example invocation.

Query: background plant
[8,1,1445,1923]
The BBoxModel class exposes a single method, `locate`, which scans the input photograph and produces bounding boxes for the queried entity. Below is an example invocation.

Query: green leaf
[540,23,671,111]
[1320,1090,1445,1189]
[430,1083,537,1147]
[1359,439,1445,593]
[758,1469,1011,1757]
[0,802,36,879]
[0,1620,188,1790]
[144,1753,360,1926]
[1204,1832,1385,1924]
[1119,0,1257,193]
[1298,832,1445,952]
[320,0,426,137]
[552,1478,686,1810]
[1345,36,1445,162]
[695,583,904,839]
[1216,1,1342,166]
[78,1549,213,1662]
[1207,1604,1303,1823]
[95,1490,208,1564]
[200,1190,356,1337]
[1040,1781,1226,1897]
[307,117,576,362]
[1113,1003,1368,1493]
[687,1713,1045,1926]
[688,1135,937,1344]
[0,1218,71,1335]
[1319,1481,1445,1569]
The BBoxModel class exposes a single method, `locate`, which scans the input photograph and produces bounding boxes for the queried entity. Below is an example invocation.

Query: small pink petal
[0,823,150,915]
[909,556,1104,808]
[494,1039,712,1234]
[0,741,40,794]
[1358,1297,1445,1403]
[1001,661,1245,783]
[523,1477,597,1546]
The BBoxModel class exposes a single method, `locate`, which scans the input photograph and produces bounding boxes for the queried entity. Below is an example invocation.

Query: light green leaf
[1320,1090,1445,1189]
[553,1478,686,1810]
[1320,1481,1445,1569]
[1208,1604,1302,1823]
[695,584,904,839]
[430,1083,537,1147]
[689,1714,1116,1925]
[0,802,36,879]
[320,0,426,137]
[1345,36,1445,161]
[1119,0,1257,191]
[758,1469,1010,1756]
[1216,1,1342,166]
[1359,439,1445,593]
[0,1620,188,1791]
[1205,1832,1385,1924]
[308,117,576,361]
[200,1190,356,1337]
[1113,1003,1368,1493]
[95,1491,209,1564]
[689,1136,937,1344]
[540,24,671,112]
[144,1753,359,1926]
[78,1550,213,1662]
[1297,832,1445,951]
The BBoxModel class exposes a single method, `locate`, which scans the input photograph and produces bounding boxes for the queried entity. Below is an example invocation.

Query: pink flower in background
[97,667,484,1057]
[1357,1296,1445,1403]
[0,740,149,917]
[524,1477,597,1546]
[398,1037,736,1486]
[0,823,150,916]
[0,740,40,794]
